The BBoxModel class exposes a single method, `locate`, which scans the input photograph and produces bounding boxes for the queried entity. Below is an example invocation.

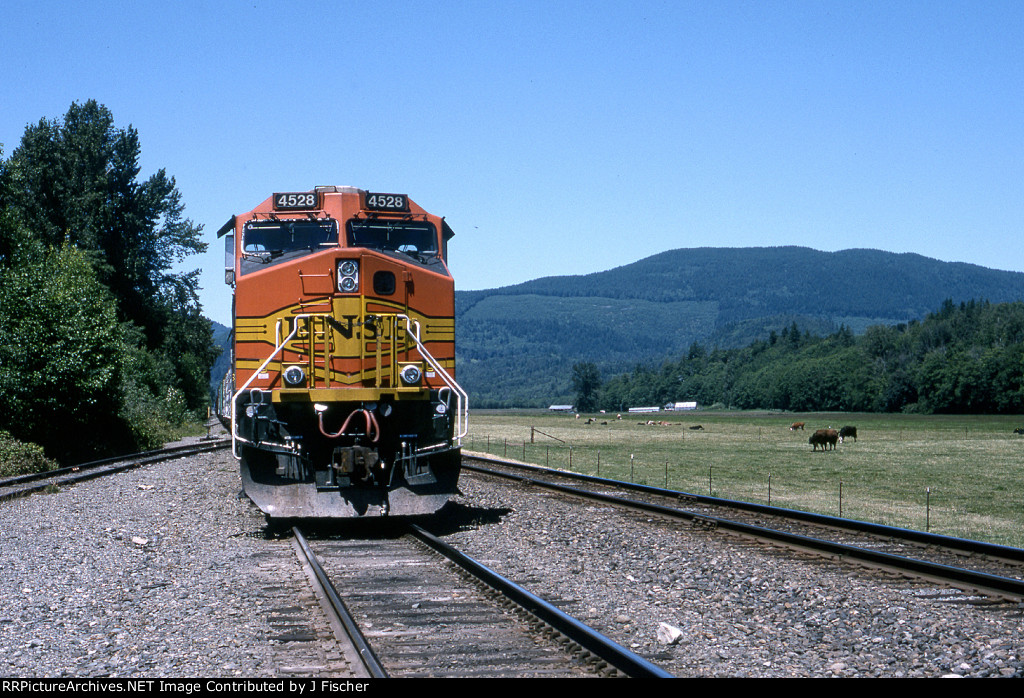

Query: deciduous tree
[2,100,213,412]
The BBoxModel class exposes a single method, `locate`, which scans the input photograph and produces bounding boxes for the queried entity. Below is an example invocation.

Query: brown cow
[790,422,805,431]
[809,428,839,451]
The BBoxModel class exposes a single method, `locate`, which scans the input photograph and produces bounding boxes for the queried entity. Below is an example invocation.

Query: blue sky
[2,1,1022,326]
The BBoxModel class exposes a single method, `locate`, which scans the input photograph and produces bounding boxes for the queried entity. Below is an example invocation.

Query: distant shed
[665,401,698,411]
[548,405,574,412]
[628,406,661,413]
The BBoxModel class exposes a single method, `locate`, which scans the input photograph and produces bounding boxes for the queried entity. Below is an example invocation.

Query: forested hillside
[0,101,217,463]
[457,247,1024,407]
[596,300,1024,414]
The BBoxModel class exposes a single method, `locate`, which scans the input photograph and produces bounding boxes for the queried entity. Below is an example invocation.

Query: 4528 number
[274,192,317,209]
[365,193,408,211]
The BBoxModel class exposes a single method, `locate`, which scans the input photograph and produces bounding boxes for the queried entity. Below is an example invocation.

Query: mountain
[208,320,232,402]
[455,247,1024,407]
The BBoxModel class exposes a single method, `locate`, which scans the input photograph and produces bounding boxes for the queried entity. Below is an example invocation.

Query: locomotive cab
[218,187,466,518]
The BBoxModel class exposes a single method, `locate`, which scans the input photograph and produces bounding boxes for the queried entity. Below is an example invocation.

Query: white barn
[665,401,698,411]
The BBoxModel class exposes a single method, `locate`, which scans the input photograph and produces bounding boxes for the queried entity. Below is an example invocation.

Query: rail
[465,453,1024,564]
[292,527,388,678]
[1,440,230,504]
[408,524,672,677]
[464,454,1024,602]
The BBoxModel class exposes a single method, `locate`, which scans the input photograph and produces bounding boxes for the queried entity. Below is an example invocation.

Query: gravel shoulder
[439,471,1024,678]
[0,443,288,677]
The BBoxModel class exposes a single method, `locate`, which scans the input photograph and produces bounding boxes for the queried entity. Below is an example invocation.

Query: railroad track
[0,439,231,504]
[463,452,1024,604]
[1,439,672,677]
[290,524,673,678]
[2,437,1014,677]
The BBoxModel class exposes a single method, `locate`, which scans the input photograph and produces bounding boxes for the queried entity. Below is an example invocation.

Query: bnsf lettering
[326,315,360,339]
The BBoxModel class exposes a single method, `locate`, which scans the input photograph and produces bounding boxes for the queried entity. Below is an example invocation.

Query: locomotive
[216,186,466,518]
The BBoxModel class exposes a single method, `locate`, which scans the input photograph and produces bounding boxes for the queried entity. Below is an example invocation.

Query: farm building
[665,402,698,411]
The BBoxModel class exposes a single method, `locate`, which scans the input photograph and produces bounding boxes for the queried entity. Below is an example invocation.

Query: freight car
[217,187,466,518]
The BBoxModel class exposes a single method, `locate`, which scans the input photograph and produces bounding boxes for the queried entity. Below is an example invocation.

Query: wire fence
[463,433,1023,548]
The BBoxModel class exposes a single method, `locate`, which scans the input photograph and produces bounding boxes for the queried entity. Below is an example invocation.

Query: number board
[273,192,318,210]
[365,192,409,212]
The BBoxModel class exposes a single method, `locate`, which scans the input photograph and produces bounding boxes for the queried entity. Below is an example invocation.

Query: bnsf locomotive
[216,187,466,518]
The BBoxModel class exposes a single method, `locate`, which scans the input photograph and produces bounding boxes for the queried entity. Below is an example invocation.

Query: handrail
[231,311,467,457]
[398,314,469,442]
[230,316,305,458]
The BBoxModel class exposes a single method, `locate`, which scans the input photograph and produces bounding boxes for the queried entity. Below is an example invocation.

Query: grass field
[465,410,1024,548]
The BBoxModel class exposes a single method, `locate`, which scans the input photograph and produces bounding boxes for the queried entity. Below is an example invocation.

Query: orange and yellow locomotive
[217,187,466,518]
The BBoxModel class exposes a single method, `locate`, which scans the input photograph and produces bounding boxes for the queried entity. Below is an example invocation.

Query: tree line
[0,100,217,463]
[577,298,1024,415]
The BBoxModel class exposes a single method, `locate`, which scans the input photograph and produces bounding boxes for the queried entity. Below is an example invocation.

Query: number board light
[365,192,409,212]
[273,192,319,210]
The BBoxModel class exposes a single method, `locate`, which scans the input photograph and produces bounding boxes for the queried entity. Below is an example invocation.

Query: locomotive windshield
[240,219,338,275]
[346,218,443,268]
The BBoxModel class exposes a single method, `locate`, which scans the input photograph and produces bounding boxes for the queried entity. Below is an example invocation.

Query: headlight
[337,259,359,293]
[283,365,306,387]
[399,364,422,386]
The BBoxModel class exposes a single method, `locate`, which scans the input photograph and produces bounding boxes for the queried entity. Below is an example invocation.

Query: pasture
[465,411,1024,548]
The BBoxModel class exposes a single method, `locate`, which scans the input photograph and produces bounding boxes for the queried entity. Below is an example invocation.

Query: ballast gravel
[0,441,280,677]
[2,441,1022,678]
[442,469,1024,678]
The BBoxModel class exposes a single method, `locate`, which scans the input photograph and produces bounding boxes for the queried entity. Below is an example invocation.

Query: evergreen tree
[571,362,601,413]
[595,300,1024,415]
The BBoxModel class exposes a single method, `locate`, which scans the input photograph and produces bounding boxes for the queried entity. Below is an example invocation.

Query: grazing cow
[809,428,839,451]
[689,425,704,430]
[839,426,857,443]
[790,422,805,431]
[1014,428,1024,435]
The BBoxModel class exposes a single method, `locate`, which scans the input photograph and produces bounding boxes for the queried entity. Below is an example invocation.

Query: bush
[119,380,178,451]
[0,245,129,461]
[0,430,57,477]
